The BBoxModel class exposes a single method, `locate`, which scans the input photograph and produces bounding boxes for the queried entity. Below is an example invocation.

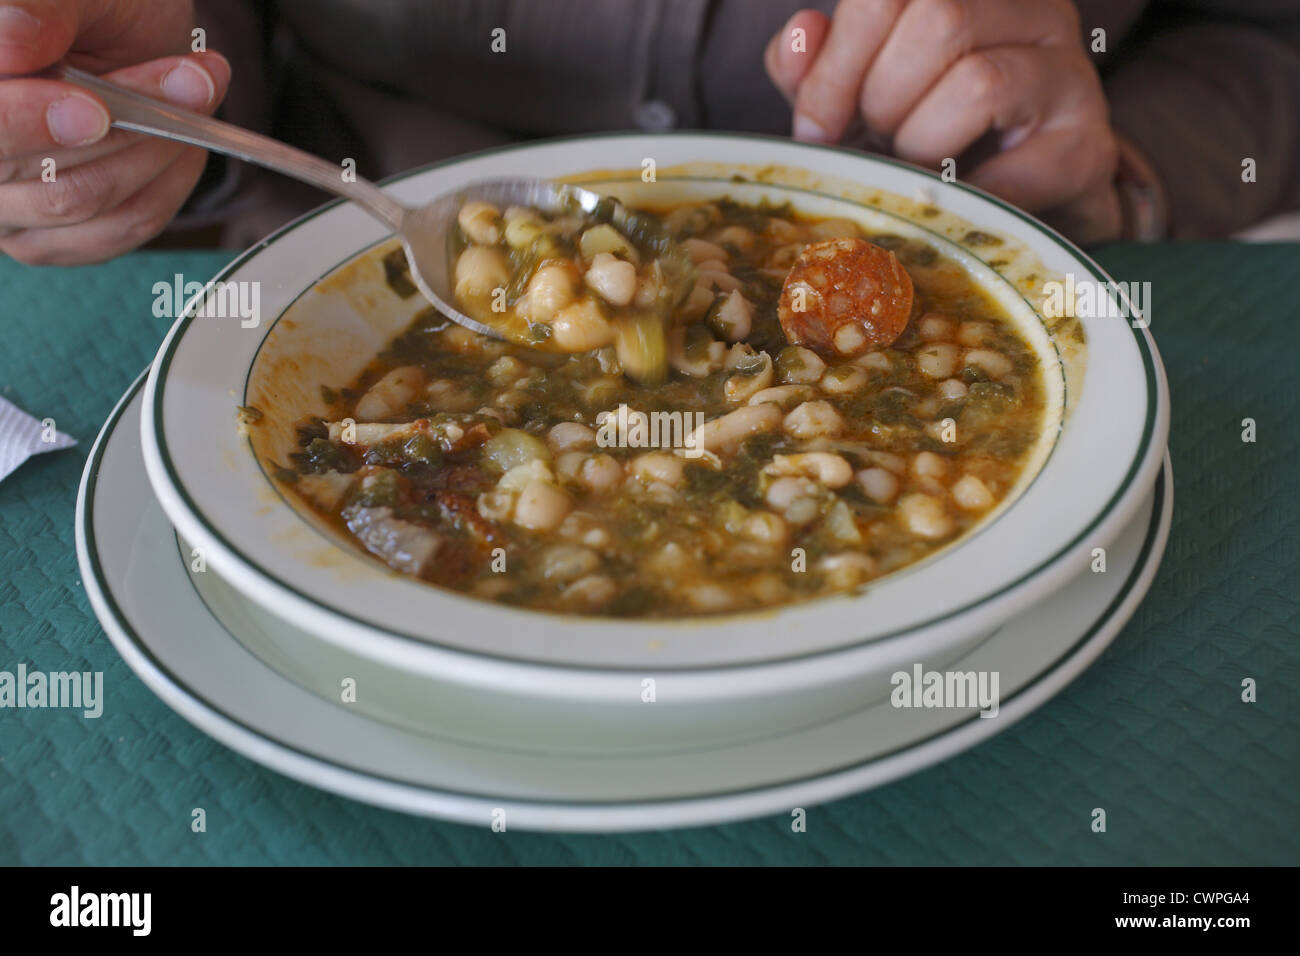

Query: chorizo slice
[778,238,914,357]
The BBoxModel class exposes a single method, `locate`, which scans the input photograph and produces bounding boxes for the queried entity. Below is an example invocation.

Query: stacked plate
[76,134,1170,830]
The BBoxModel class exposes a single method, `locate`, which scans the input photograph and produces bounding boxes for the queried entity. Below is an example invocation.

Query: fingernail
[47,93,109,146]
[0,6,42,48]
[793,114,829,143]
[162,59,215,107]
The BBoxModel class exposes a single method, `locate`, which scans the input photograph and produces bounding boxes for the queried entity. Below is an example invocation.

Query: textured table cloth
[1,244,1296,865]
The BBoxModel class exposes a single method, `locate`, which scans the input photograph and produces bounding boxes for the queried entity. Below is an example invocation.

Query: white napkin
[0,395,77,482]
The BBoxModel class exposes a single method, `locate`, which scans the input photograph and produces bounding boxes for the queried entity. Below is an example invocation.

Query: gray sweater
[188,0,1300,243]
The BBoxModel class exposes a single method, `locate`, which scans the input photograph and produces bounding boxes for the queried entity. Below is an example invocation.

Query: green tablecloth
[1,244,1296,865]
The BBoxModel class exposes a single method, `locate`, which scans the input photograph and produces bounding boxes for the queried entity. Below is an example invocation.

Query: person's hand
[765,0,1122,243]
[0,0,230,264]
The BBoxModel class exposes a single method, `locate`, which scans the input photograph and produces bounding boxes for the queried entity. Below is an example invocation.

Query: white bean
[956,321,993,347]
[963,349,1013,379]
[712,290,753,342]
[692,403,783,454]
[765,475,818,511]
[724,351,774,403]
[457,201,501,244]
[561,574,617,608]
[630,452,685,487]
[917,343,962,379]
[776,346,827,384]
[820,365,869,394]
[898,493,955,539]
[525,264,578,323]
[548,421,597,452]
[856,467,899,504]
[784,400,844,439]
[764,452,853,488]
[747,384,814,408]
[669,328,727,377]
[819,552,876,589]
[584,252,637,307]
[514,480,571,531]
[551,299,614,352]
[355,366,424,421]
[540,545,600,582]
[454,246,509,300]
[853,351,893,372]
[918,313,955,341]
[697,268,743,293]
[938,378,968,400]
[740,511,788,545]
[952,474,995,511]
[580,454,624,493]
[913,451,948,480]
[865,450,907,474]
[681,237,729,263]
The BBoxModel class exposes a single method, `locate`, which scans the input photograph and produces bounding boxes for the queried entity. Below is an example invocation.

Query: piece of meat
[778,238,913,357]
[296,470,356,510]
[342,504,441,576]
[429,490,502,545]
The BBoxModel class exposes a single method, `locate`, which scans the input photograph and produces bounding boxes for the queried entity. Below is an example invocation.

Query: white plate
[141,134,1169,675]
[83,373,1174,830]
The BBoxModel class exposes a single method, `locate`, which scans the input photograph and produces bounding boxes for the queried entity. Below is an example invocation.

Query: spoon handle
[49,64,407,231]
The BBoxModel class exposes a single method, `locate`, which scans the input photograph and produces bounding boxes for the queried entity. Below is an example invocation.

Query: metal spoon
[44,63,621,349]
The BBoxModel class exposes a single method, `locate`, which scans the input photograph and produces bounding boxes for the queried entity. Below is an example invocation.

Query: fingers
[965,121,1117,213]
[0,134,185,228]
[0,51,227,161]
[792,0,905,143]
[0,144,207,264]
[860,0,1075,135]
[894,45,1067,166]
[0,0,197,74]
[764,9,830,105]
[0,0,78,72]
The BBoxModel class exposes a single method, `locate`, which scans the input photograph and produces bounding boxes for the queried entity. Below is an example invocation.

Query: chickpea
[551,299,615,352]
[457,201,501,244]
[584,252,637,307]
[454,246,510,301]
[783,400,844,439]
